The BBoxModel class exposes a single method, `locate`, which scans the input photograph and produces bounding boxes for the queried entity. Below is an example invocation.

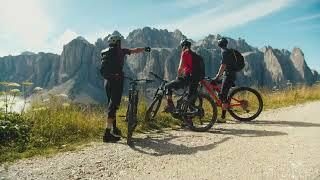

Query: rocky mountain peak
[197,35,254,52]
[126,27,186,48]
[290,47,305,66]
[74,36,91,45]
[312,70,319,81]
[173,29,183,37]
[59,36,96,83]
[196,34,219,49]
[289,47,313,84]
[292,47,304,56]
[95,38,108,51]
[20,51,36,56]
[227,37,255,52]
[111,30,122,36]
[291,47,305,62]
[260,46,273,53]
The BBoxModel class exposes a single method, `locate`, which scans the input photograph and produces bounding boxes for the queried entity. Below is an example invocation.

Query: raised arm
[215,51,227,79]
[130,47,151,54]
[215,64,226,78]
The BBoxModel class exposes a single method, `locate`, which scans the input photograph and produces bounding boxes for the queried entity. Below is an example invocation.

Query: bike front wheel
[127,91,139,146]
[228,87,263,121]
[184,92,217,132]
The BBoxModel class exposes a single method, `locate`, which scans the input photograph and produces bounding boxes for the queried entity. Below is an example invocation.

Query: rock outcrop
[312,70,320,82]
[126,27,186,48]
[0,53,60,88]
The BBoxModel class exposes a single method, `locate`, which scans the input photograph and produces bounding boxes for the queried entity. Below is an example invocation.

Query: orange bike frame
[199,79,243,107]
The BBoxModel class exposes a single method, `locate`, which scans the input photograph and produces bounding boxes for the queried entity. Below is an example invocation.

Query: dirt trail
[1,101,320,180]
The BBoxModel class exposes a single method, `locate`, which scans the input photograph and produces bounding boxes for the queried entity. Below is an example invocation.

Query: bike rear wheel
[183,92,217,132]
[228,87,263,121]
[145,95,162,121]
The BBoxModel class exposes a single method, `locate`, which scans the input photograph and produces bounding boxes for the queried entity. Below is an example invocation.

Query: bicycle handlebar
[204,76,222,84]
[123,76,155,84]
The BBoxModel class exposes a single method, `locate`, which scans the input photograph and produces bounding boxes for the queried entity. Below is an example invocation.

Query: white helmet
[107,35,121,45]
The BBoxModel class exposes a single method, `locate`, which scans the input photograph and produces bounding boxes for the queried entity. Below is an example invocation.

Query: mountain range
[0,27,319,103]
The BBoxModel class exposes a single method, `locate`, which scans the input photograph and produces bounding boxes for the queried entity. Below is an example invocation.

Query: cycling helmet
[180,39,192,48]
[217,37,228,48]
[107,35,121,45]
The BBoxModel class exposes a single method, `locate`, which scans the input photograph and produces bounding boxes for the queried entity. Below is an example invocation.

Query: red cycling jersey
[178,50,193,76]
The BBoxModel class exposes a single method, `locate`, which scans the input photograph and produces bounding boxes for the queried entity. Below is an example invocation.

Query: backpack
[100,47,119,79]
[191,51,205,81]
[231,49,245,72]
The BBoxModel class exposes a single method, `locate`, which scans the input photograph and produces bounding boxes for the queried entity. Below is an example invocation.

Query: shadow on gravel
[130,135,231,156]
[209,128,288,137]
[233,120,320,128]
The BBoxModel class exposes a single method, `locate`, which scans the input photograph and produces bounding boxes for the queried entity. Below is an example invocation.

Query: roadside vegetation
[1,81,320,163]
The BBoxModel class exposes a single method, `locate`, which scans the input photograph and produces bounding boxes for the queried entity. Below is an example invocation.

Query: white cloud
[0,49,18,57]
[287,13,320,24]
[0,50,9,57]
[162,0,294,38]
[0,0,53,51]
[85,30,111,43]
[50,29,79,53]
[48,29,112,54]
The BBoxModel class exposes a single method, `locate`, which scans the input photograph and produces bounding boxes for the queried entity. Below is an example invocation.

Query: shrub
[0,112,31,152]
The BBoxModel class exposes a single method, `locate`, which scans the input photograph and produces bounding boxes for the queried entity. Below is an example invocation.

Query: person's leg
[222,74,236,106]
[110,77,123,135]
[218,74,236,122]
[182,81,198,127]
[164,78,186,112]
[103,78,123,142]
[165,81,175,106]
[105,79,113,129]
[221,78,233,110]
[187,80,198,103]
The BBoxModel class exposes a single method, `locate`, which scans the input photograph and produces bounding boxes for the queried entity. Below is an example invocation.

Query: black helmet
[180,39,191,48]
[218,37,228,48]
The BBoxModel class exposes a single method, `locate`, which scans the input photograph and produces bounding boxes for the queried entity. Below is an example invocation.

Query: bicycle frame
[199,79,244,108]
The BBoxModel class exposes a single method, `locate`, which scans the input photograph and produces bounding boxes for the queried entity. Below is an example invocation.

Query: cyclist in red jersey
[163,39,198,112]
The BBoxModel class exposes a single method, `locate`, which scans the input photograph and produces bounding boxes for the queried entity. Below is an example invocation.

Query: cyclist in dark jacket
[163,39,198,113]
[214,37,237,123]
[103,35,151,142]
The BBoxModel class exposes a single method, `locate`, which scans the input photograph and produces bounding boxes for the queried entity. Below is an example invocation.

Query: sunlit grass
[262,84,320,110]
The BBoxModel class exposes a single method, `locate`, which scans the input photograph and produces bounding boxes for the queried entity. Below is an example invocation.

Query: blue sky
[0,0,319,70]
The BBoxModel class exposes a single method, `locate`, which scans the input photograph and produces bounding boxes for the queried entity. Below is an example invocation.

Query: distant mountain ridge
[0,27,318,103]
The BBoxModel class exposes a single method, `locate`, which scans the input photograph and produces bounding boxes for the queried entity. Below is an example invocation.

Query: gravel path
[1,101,320,180]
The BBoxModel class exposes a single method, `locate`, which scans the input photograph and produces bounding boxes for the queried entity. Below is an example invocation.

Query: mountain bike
[199,77,263,121]
[124,76,154,146]
[145,72,217,132]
